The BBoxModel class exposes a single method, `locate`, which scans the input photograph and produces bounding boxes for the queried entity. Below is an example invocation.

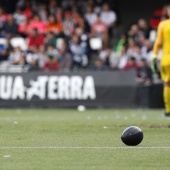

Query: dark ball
[121,126,143,146]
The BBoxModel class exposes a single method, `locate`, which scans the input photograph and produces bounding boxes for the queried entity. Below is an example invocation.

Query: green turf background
[0,109,170,170]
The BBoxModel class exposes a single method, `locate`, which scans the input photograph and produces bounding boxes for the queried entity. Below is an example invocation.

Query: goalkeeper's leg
[161,65,170,116]
[163,82,170,115]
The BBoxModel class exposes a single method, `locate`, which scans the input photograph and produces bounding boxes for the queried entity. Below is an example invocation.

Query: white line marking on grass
[3,155,11,158]
[0,146,170,149]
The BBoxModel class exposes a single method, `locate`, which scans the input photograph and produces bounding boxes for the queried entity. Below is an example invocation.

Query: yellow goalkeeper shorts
[161,64,170,82]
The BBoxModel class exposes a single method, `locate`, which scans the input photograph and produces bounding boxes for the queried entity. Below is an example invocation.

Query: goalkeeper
[153,4,170,116]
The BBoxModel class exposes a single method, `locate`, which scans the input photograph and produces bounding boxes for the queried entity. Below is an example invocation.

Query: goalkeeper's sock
[164,86,170,113]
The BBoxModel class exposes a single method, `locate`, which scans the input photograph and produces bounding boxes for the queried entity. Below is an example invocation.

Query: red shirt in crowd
[30,20,46,34]
[91,22,107,35]
[0,13,8,23]
[124,61,138,70]
[24,7,32,19]
[150,9,163,29]
[27,34,44,48]
[43,61,59,71]
[18,19,32,35]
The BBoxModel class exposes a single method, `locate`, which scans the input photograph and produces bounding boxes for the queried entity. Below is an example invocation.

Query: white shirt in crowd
[9,50,24,64]
[100,11,117,26]
[118,55,129,69]
[13,13,26,25]
[99,50,118,64]
[85,13,97,26]
[26,53,39,64]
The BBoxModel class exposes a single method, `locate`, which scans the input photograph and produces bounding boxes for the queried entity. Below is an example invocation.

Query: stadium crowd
[0,0,168,84]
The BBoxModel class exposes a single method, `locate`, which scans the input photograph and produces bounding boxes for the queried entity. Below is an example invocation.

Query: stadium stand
[0,0,167,84]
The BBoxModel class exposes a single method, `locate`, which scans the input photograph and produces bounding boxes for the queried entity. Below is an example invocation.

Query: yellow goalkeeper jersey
[153,19,170,82]
[153,19,170,65]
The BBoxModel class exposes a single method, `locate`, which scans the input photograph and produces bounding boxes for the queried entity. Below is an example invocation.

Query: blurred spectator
[117,45,129,70]
[23,2,33,19]
[38,45,48,69]
[91,14,108,47]
[161,4,169,20]
[128,24,140,42]
[55,9,63,24]
[150,5,168,29]
[127,39,136,57]
[25,45,40,70]
[145,42,153,61]
[48,0,59,15]
[76,16,88,33]
[5,35,13,51]
[77,0,88,14]
[43,55,59,71]
[113,33,127,55]
[27,28,44,49]
[85,6,97,26]
[136,58,152,85]
[74,27,89,55]
[92,0,102,14]
[124,56,138,70]
[0,38,7,51]
[133,45,142,61]
[37,3,48,22]
[69,35,88,69]
[138,33,146,47]
[18,18,32,37]
[0,49,9,61]
[46,44,58,59]
[0,7,8,32]
[29,14,46,34]
[62,0,77,11]
[58,45,72,71]
[8,46,25,65]
[137,19,150,38]
[87,0,95,7]
[72,10,81,25]
[109,51,119,70]
[45,32,55,47]
[95,47,119,70]
[126,39,142,61]
[62,11,74,36]
[100,3,117,37]
[140,38,152,60]
[13,7,26,25]
[2,14,18,37]
[46,15,62,34]
[16,0,25,8]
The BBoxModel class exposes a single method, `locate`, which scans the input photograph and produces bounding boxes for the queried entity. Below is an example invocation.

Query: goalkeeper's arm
[152,22,163,73]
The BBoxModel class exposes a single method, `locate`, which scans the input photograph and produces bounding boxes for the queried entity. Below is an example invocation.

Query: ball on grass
[121,126,143,146]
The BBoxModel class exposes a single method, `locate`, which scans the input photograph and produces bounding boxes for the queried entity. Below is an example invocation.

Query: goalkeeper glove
[151,55,157,73]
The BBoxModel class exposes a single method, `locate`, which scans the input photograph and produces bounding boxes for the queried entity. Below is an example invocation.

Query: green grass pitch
[0,109,170,170]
